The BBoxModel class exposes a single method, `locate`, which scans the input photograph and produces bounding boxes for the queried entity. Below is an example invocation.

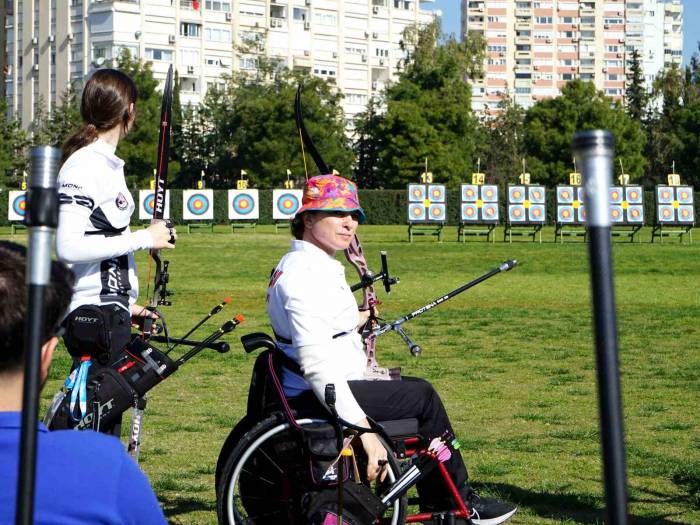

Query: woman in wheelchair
[257,174,516,524]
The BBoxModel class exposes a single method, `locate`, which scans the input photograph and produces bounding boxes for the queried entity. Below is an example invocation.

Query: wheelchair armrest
[240,332,277,354]
[376,418,419,439]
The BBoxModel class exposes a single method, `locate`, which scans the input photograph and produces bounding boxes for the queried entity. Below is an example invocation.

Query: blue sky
[429,0,699,66]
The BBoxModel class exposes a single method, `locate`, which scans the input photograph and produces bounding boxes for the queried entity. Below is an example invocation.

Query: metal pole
[16,146,61,525]
[573,130,629,525]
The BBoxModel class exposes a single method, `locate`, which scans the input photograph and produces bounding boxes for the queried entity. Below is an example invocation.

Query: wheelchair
[215,333,474,525]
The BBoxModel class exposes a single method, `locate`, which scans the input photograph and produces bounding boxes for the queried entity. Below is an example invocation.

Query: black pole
[573,130,629,525]
[16,146,60,525]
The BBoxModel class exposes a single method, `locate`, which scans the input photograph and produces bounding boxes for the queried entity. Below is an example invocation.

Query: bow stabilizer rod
[373,260,517,355]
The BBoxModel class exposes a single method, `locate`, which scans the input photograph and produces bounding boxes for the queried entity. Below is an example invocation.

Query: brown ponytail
[61,69,138,166]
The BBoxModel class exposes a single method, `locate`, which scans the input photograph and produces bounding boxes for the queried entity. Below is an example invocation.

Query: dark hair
[0,242,74,374]
[290,213,307,240]
[60,68,138,166]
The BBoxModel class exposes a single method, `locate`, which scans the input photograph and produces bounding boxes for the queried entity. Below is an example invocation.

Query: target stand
[458,182,499,243]
[554,185,587,243]
[228,189,259,233]
[504,184,546,243]
[651,184,694,244]
[183,189,214,233]
[407,183,446,242]
[609,185,644,242]
[8,190,27,235]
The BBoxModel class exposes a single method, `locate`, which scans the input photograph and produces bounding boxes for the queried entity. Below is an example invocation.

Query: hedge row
[0,189,697,227]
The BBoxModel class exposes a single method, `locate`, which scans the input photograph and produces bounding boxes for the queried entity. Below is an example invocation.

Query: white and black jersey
[57,139,153,314]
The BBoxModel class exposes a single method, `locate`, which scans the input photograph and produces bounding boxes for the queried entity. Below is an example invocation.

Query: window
[239,3,264,16]
[607,45,620,52]
[205,0,231,11]
[345,45,367,55]
[606,88,622,96]
[604,18,623,25]
[487,45,507,52]
[345,93,368,105]
[315,12,337,25]
[180,48,199,65]
[607,74,620,81]
[561,16,578,24]
[239,57,257,70]
[561,73,574,80]
[180,22,201,37]
[205,27,231,42]
[293,8,308,21]
[146,48,173,61]
[375,47,389,57]
[535,16,552,24]
[516,44,531,51]
[515,87,531,94]
[270,5,286,18]
[515,72,531,78]
[313,65,336,77]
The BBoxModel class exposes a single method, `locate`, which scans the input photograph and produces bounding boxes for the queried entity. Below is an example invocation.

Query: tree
[625,49,648,123]
[523,80,645,185]
[364,21,486,187]
[483,94,525,186]
[31,85,81,147]
[0,100,30,183]
[352,96,386,188]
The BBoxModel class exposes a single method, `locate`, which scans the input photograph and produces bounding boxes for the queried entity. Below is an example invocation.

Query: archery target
[627,205,644,223]
[657,186,673,204]
[609,187,623,204]
[658,205,674,222]
[528,186,545,204]
[529,204,545,222]
[408,184,426,202]
[461,185,478,202]
[408,202,426,221]
[509,186,525,203]
[558,205,575,223]
[482,202,499,221]
[461,203,478,221]
[8,191,26,221]
[557,186,574,204]
[509,205,526,222]
[626,186,642,204]
[138,190,171,220]
[677,187,693,204]
[610,205,624,223]
[272,189,303,220]
[577,187,585,203]
[578,205,587,222]
[428,185,446,202]
[228,189,259,220]
[428,203,446,221]
[482,185,498,202]
[183,189,214,220]
[678,205,695,223]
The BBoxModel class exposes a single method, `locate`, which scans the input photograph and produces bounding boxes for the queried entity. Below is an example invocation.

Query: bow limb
[143,64,174,337]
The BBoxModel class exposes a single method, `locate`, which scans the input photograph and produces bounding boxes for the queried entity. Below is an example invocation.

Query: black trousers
[64,304,132,436]
[348,376,469,510]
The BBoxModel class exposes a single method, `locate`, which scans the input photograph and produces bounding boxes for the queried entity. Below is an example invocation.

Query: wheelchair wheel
[216,414,407,525]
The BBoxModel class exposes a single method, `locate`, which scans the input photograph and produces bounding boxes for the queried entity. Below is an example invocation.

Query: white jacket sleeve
[298,343,366,424]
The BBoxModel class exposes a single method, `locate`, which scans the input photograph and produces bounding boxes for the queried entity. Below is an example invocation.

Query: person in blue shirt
[0,241,167,524]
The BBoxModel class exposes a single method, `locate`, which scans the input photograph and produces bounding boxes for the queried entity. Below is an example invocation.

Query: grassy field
[6,224,698,524]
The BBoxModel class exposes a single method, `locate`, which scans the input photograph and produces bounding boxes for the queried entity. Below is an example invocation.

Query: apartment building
[2,0,438,130]
[461,0,683,113]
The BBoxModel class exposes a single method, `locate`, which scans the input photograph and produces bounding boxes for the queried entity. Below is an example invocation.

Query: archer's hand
[359,426,388,483]
[148,221,176,249]
[357,307,380,331]
[130,304,159,331]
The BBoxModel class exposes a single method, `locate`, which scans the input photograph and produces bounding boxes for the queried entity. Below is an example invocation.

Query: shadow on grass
[160,493,216,521]
[472,482,693,524]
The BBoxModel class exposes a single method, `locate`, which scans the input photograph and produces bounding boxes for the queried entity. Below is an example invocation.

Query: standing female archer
[55,68,175,434]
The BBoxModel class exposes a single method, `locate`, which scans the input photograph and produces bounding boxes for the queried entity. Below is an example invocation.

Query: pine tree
[625,49,648,122]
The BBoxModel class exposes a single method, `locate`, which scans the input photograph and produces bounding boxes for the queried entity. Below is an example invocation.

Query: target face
[508,204,526,222]
[461,185,478,202]
[578,205,587,222]
[577,187,585,203]
[678,205,694,223]
[408,184,426,202]
[529,204,545,222]
[610,205,624,223]
[183,189,214,220]
[228,189,259,220]
[408,202,426,221]
[658,205,674,222]
[657,186,673,204]
[428,203,446,221]
[461,203,478,221]
[626,186,642,204]
[482,185,498,202]
[428,185,446,202]
[557,205,574,223]
[677,187,693,204]
[557,186,573,204]
[508,186,525,203]
[627,205,643,223]
[8,191,26,221]
[528,186,545,204]
[272,189,302,220]
[609,187,623,204]
[138,190,171,220]
[482,202,499,221]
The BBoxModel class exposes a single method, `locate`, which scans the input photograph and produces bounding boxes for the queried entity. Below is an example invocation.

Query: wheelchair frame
[215,333,473,525]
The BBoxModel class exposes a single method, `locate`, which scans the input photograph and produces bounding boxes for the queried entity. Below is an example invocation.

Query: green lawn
[7,224,698,524]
